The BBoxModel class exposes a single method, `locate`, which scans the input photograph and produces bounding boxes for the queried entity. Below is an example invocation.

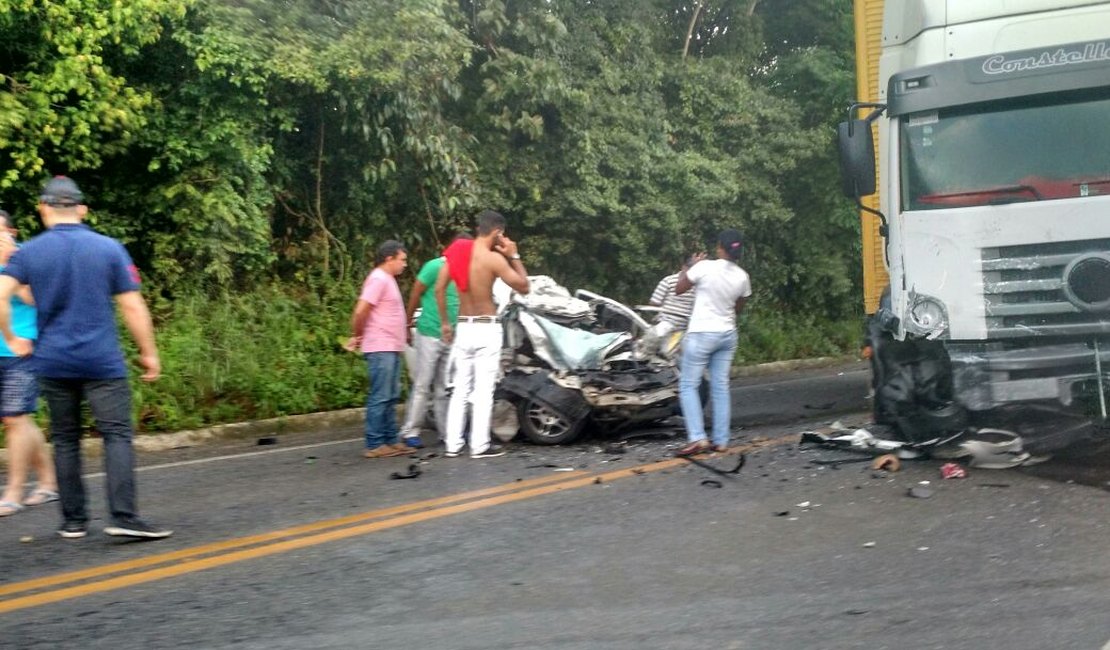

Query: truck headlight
[906,293,949,339]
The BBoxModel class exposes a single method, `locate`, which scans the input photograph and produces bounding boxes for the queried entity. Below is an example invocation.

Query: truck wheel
[518,398,587,445]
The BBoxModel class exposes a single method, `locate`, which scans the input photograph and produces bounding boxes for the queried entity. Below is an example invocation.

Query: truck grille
[982,238,1110,337]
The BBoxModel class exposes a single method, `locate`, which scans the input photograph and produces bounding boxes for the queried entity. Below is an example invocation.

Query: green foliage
[201,0,479,283]
[455,0,849,312]
[0,0,188,198]
[750,0,861,319]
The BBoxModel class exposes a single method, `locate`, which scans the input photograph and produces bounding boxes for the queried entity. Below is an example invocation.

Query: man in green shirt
[399,236,469,447]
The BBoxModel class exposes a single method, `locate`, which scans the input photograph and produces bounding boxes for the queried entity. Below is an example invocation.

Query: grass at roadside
[130,285,366,433]
[736,307,863,365]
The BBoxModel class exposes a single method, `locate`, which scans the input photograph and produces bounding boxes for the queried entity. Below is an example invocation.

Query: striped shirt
[649,273,696,329]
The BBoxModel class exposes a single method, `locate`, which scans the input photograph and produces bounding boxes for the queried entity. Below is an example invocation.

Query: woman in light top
[673,229,751,456]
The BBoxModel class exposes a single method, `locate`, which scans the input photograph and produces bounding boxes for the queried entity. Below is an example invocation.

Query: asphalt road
[3,362,1110,650]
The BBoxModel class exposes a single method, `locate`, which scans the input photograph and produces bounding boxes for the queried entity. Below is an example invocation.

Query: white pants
[445,322,503,455]
[400,331,450,439]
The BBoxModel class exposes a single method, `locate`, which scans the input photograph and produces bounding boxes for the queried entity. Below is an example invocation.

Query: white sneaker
[470,446,506,459]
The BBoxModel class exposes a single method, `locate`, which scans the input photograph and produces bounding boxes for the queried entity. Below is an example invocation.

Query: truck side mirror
[837,119,876,198]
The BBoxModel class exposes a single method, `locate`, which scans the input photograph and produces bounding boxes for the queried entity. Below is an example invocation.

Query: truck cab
[839,0,1110,438]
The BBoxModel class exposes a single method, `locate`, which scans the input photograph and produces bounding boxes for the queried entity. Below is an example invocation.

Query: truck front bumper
[949,340,1110,410]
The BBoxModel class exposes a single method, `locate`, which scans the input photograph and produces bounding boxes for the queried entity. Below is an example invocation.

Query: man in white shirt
[435,210,530,459]
[673,229,751,456]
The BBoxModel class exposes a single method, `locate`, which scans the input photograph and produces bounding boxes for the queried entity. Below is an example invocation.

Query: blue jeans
[40,377,138,526]
[364,352,402,449]
[678,330,737,447]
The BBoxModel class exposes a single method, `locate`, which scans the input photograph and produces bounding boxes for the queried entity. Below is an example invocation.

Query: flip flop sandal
[23,489,59,506]
[0,500,26,517]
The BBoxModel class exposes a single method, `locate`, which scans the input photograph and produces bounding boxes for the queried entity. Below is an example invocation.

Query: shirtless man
[435,210,529,458]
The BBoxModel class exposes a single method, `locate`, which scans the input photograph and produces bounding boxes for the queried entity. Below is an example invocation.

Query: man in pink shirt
[345,240,412,458]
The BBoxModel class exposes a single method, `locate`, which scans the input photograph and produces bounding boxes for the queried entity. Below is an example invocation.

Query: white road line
[81,437,362,479]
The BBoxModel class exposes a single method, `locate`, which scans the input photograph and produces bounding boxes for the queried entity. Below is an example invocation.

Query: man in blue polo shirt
[0,176,170,540]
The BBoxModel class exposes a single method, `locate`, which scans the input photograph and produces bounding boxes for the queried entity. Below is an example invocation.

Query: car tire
[517,398,587,445]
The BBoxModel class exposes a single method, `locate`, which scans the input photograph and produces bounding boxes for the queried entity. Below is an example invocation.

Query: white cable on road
[81,437,361,479]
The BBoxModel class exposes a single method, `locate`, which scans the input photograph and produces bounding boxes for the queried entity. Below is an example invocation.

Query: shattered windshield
[900,89,1110,211]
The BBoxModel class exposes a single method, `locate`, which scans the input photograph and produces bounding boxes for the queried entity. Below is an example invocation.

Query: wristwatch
[510,253,521,260]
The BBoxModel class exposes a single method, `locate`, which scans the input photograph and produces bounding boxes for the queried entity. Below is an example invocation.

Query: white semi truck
[838,0,1110,439]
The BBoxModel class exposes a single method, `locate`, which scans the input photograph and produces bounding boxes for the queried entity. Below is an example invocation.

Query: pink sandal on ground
[0,500,25,516]
[23,489,59,507]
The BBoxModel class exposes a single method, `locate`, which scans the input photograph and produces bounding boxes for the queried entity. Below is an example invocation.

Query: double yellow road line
[0,437,786,614]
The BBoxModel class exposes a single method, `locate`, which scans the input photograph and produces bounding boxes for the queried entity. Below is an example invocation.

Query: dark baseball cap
[39,176,84,207]
[718,228,744,260]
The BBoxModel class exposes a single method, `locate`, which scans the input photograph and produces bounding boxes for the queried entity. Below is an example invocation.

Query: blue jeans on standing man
[40,377,138,527]
[678,330,738,448]
[364,351,402,449]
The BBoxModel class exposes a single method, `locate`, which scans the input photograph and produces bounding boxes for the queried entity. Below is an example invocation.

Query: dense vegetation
[0,0,862,431]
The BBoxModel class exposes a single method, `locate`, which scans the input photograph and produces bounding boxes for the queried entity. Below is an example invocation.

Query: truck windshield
[900,89,1110,211]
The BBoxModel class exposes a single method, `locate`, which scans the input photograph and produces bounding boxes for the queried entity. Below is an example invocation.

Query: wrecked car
[489,276,683,445]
